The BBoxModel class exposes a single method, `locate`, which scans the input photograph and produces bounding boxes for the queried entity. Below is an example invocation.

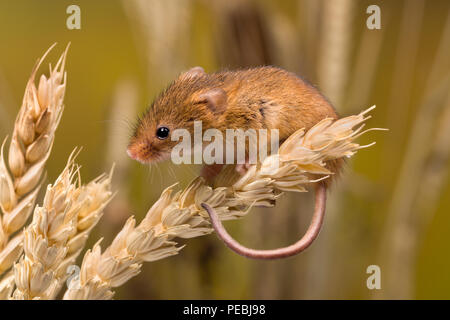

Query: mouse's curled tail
[201,181,326,259]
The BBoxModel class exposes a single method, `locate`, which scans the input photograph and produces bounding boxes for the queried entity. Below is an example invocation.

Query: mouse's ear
[179,66,205,81]
[198,88,227,115]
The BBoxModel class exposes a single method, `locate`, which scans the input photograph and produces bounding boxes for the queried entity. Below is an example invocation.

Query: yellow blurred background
[0,0,449,299]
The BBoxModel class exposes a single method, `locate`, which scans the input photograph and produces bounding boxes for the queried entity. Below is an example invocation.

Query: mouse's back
[214,66,338,139]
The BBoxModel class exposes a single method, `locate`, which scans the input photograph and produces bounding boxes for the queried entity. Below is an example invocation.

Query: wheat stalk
[12,151,113,300]
[63,106,384,300]
[0,45,68,277]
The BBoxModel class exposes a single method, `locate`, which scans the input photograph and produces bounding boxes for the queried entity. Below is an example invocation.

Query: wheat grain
[63,106,383,300]
[12,151,113,300]
[51,167,114,298]
[12,155,80,299]
[0,45,68,277]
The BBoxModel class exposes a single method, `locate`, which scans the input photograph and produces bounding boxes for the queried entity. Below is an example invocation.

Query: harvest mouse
[127,66,341,180]
[127,66,343,259]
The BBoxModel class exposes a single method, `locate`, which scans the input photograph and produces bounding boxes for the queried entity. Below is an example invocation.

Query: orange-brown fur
[128,66,343,183]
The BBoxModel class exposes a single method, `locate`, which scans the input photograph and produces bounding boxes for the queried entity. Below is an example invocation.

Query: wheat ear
[50,166,114,299]
[63,106,385,300]
[12,151,113,300]
[0,45,68,277]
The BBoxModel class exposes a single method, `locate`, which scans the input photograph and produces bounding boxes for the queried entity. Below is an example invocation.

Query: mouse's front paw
[201,163,224,181]
[235,162,251,175]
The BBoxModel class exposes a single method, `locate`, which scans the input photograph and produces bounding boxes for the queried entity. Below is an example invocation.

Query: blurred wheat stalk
[380,7,450,298]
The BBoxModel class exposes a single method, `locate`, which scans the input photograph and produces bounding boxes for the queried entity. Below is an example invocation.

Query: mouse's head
[127,67,228,164]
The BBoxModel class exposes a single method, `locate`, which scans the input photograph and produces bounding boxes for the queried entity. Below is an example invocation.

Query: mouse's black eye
[156,126,170,139]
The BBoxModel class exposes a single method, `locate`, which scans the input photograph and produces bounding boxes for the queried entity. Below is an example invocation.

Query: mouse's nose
[127,147,138,160]
[127,142,151,164]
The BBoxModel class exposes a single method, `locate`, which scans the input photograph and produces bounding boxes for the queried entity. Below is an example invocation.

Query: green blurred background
[0,0,449,299]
